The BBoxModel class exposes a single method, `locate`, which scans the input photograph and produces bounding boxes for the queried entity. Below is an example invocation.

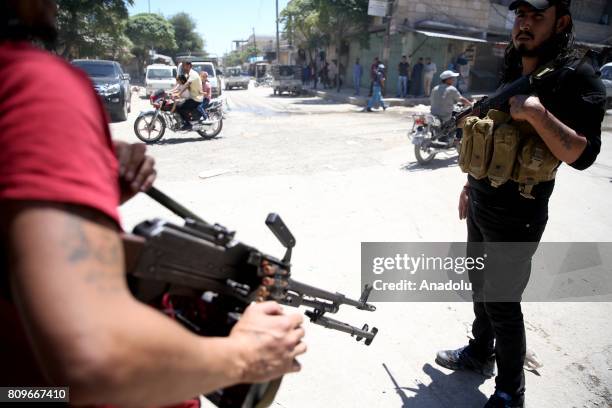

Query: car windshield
[147,68,174,80]
[601,67,612,81]
[279,66,295,76]
[228,68,241,76]
[192,64,215,77]
[73,62,116,77]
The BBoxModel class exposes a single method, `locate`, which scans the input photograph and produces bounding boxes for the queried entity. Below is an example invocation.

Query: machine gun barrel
[287,280,376,312]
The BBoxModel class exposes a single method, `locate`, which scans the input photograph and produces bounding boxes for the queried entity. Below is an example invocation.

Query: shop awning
[414,30,488,43]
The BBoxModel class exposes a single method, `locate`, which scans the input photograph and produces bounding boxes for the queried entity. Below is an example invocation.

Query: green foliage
[126,13,177,75]
[223,45,258,67]
[281,0,369,61]
[162,12,206,57]
[55,0,134,60]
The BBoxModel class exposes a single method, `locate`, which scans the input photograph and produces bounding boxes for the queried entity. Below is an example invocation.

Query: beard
[514,29,559,59]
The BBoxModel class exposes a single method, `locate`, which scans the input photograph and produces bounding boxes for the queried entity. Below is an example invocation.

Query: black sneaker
[435,345,496,378]
[179,123,192,131]
[484,391,524,408]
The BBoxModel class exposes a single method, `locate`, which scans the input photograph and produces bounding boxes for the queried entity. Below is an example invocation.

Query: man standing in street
[410,57,424,96]
[0,1,307,406]
[423,57,437,97]
[397,55,410,98]
[366,64,387,112]
[435,1,605,407]
[353,58,363,95]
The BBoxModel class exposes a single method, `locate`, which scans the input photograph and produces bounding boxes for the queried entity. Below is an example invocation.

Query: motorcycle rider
[430,70,472,142]
[175,59,203,131]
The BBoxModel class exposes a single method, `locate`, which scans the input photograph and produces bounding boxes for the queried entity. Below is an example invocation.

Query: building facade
[340,0,612,94]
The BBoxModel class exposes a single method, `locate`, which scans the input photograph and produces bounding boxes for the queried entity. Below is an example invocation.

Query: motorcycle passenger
[169,74,189,114]
[430,70,472,142]
[175,60,203,130]
[198,70,212,121]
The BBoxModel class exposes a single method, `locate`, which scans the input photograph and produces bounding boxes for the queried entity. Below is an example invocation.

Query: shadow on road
[401,156,459,172]
[382,363,488,408]
[154,136,223,145]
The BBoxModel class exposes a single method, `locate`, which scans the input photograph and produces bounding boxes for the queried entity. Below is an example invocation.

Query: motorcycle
[133,90,224,144]
[409,105,463,165]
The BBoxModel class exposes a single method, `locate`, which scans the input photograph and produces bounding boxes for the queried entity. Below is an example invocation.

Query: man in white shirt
[423,57,438,97]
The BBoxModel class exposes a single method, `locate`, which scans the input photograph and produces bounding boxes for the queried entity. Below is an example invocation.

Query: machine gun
[442,50,601,133]
[123,187,378,407]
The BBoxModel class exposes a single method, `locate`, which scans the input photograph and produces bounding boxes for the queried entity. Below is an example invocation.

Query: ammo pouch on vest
[459,109,560,199]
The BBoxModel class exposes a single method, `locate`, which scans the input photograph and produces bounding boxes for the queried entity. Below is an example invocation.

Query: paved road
[110,86,612,408]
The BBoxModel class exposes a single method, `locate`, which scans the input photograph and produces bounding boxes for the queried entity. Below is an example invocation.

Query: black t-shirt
[399,62,409,76]
[468,57,606,210]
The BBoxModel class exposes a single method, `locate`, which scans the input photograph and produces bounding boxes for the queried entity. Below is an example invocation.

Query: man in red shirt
[0,1,306,406]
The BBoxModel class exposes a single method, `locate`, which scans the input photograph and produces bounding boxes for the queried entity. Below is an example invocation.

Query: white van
[145,64,177,97]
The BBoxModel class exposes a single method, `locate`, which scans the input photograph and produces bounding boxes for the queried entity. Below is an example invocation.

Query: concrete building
[239,34,295,65]
[340,0,612,94]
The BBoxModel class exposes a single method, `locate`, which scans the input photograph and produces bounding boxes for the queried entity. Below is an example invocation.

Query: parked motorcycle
[133,90,224,144]
[409,105,463,165]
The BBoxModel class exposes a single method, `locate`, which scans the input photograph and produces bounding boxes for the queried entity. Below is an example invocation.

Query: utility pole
[276,0,281,64]
[252,27,258,59]
[382,0,395,95]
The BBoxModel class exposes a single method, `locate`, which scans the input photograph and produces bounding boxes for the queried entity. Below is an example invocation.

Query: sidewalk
[303,84,431,108]
[304,85,612,129]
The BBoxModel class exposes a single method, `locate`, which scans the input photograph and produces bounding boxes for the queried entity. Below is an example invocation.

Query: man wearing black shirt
[435,1,605,407]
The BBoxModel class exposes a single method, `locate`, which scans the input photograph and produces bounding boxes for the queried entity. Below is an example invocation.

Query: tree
[126,13,177,79]
[163,12,206,57]
[55,0,134,60]
[281,0,325,63]
[314,0,369,57]
[223,45,258,67]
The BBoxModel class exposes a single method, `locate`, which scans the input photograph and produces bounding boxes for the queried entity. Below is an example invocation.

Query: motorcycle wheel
[134,112,166,144]
[197,117,223,139]
[414,131,437,164]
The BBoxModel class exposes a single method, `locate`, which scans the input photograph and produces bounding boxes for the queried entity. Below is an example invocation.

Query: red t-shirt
[0,40,121,385]
[0,41,200,408]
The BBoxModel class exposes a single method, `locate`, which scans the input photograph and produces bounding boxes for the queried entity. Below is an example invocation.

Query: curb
[303,88,431,107]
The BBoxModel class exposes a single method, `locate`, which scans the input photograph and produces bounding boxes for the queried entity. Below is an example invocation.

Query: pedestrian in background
[366,64,387,112]
[423,57,437,97]
[337,61,344,92]
[397,55,409,98]
[410,57,424,96]
[328,60,338,90]
[369,56,380,96]
[353,58,363,95]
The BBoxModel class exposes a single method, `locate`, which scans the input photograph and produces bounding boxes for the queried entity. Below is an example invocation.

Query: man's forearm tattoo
[544,108,573,151]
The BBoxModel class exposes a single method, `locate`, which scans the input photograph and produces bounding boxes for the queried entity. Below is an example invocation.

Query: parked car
[225,66,250,90]
[145,64,177,97]
[601,62,612,109]
[271,65,302,96]
[72,59,131,121]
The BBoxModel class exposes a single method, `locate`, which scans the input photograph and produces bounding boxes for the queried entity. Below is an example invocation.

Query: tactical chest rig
[459,110,559,199]
[449,51,599,199]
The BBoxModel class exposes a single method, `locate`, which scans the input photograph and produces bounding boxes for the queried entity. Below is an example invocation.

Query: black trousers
[465,193,548,397]
[177,99,200,123]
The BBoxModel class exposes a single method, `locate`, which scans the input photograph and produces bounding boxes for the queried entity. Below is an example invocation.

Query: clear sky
[129,0,290,57]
